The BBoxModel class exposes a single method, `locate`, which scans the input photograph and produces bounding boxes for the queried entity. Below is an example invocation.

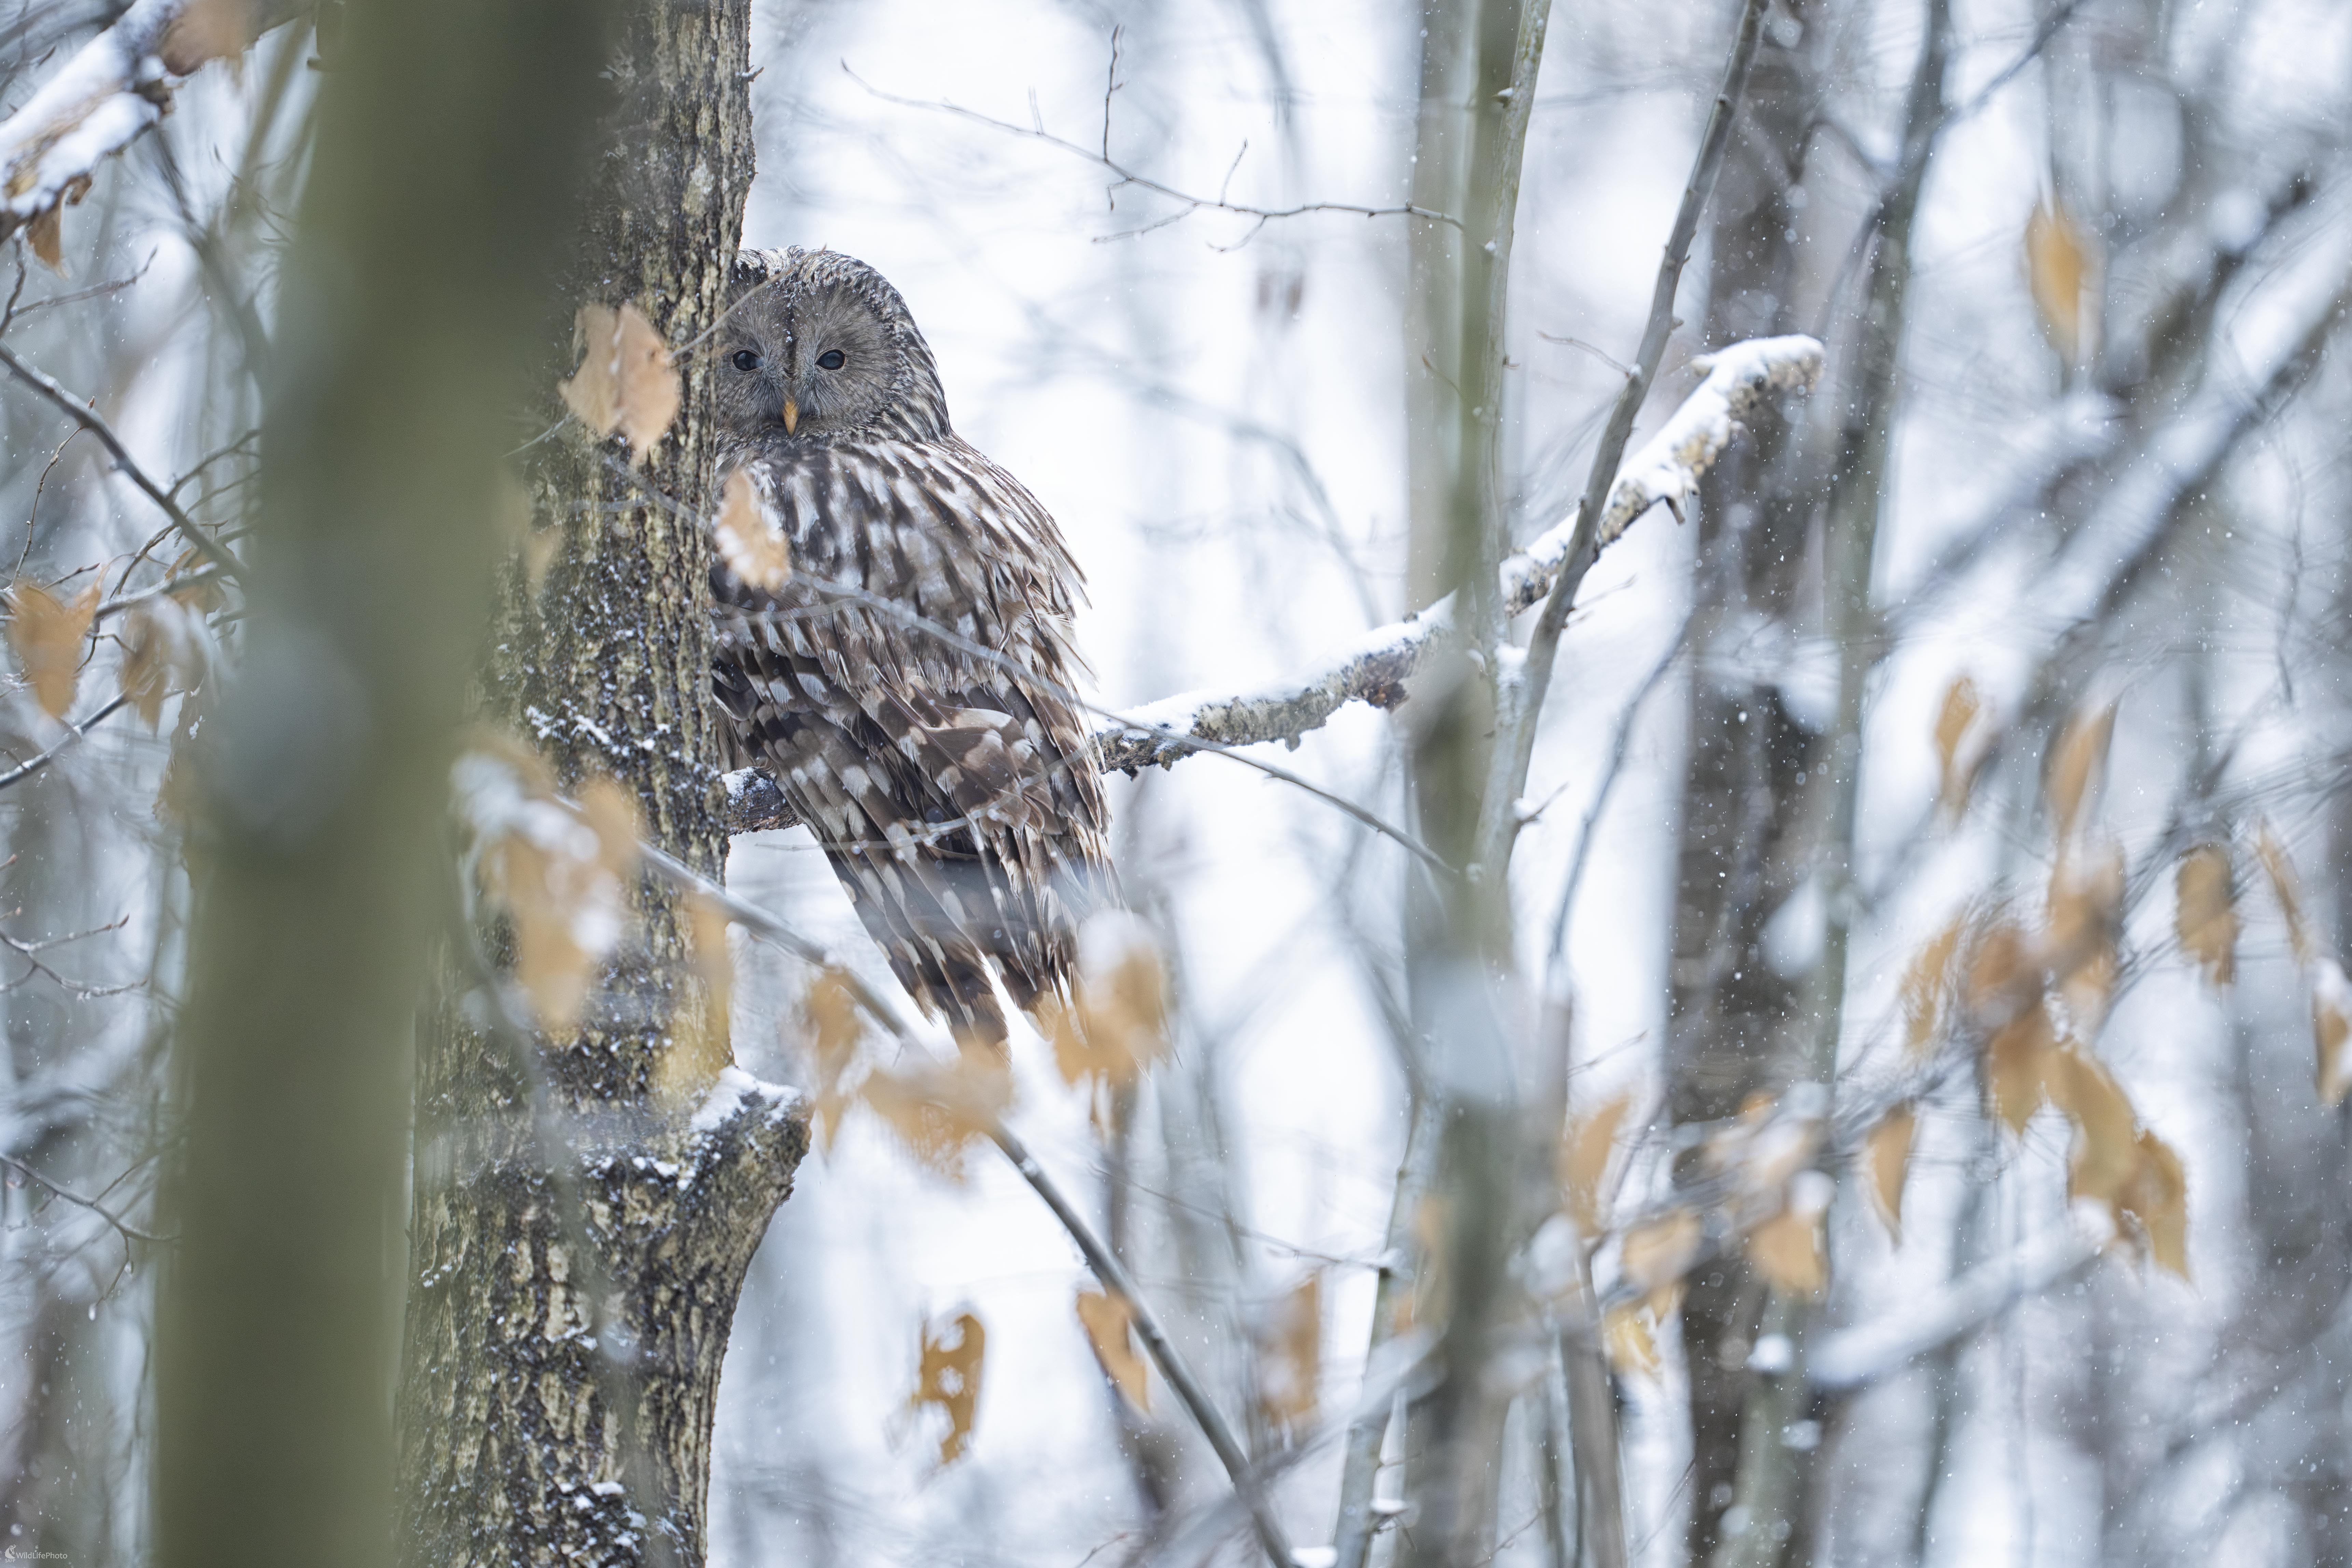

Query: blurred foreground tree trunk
[156,3,622,1568]
[394,3,807,1565]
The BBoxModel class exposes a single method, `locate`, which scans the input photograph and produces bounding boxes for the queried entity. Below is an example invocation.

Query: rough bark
[395,4,810,1565]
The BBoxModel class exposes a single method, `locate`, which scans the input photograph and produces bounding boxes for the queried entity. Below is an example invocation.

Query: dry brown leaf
[1933,675,1981,816]
[2175,844,2238,988]
[1866,1105,1915,1242]
[1602,1304,1660,1377]
[654,893,736,1105]
[2116,1130,2189,1281]
[1621,1208,1702,1307]
[2314,960,2352,1108]
[560,302,680,465]
[2048,1046,2138,1206]
[489,836,588,1030]
[2045,702,2116,840]
[8,580,97,721]
[160,0,254,73]
[1406,1196,1450,1332]
[118,597,202,728]
[576,777,642,882]
[713,468,792,591]
[2027,200,2093,365]
[471,757,638,1034]
[1041,1000,1105,1100]
[1256,1272,1321,1431]
[2255,822,2313,966]
[2059,944,2117,1040]
[1963,920,2038,1019]
[2045,844,2123,984]
[804,967,865,1150]
[1902,914,1967,1057]
[862,1040,1012,1179]
[25,207,63,275]
[908,1311,986,1465]
[1075,1289,1149,1411]
[166,550,227,614]
[685,894,733,1020]
[1748,1198,1828,1299]
[1050,922,1172,1101]
[1987,999,2056,1132]
[521,528,562,595]
[1562,1091,1633,1234]
[119,614,168,728]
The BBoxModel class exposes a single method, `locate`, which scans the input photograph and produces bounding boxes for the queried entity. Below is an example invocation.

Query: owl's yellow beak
[781,398,799,435]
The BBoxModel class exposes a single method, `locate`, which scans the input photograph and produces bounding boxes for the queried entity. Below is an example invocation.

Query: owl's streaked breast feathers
[709,248,1114,1043]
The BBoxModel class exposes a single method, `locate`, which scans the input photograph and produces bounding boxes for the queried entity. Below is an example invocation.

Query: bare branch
[0,343,243,578]
[845,64,1461,244]
[0,692,129,792]
[0,1150,173,1245]
[992,1124,1295,1568]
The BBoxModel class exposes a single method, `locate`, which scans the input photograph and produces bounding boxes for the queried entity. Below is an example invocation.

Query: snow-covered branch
[1808,1218,2109,1391]
[1094,334,1823,773]
[0,0,297,255]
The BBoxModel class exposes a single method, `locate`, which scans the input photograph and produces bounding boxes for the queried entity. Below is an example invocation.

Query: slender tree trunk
[1711,6,1949,1564]
[1661,8,1825,1555]
[1399,2,1546,1564]
[158,4,624,1568]
[395,4,809,1565]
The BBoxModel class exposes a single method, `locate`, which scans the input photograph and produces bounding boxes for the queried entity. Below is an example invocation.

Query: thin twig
[845,63,1461,242]
[0,343,242,578]
[0,691,129,791]
[992,1122,1295,1568]
[0,1149,173,1244]
[94,565,224,620]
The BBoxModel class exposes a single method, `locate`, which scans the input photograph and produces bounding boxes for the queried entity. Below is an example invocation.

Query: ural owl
[709,248,1114,1046]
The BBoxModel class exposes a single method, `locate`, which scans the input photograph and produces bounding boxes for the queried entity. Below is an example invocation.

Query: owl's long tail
[829,838,1111,1050]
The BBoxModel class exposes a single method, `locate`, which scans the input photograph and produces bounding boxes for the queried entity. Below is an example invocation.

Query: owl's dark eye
[731,349,761,372]
[816,349,846,371]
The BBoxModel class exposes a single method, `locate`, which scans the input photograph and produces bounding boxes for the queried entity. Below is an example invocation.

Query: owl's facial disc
[715,261,949,446]
[779,288,894,438]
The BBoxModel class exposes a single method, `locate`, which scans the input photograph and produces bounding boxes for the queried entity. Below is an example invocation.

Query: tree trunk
[395,4,809,1565]
[1660,9,1824,1557]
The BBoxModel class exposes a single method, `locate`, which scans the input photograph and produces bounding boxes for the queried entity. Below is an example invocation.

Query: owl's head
[715,248,951,447]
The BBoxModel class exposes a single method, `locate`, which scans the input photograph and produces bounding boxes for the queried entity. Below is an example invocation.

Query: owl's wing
[712,436,1113,1027]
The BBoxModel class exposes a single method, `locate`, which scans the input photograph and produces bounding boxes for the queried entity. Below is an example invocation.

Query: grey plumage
[709,247,1114,1044]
